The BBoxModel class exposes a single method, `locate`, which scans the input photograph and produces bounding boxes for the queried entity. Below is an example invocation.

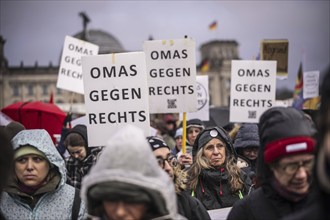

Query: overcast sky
[1,0,329,90]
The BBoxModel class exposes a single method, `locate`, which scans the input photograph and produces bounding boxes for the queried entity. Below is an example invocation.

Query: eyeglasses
[156,155,178,168]
[277,159,314,175]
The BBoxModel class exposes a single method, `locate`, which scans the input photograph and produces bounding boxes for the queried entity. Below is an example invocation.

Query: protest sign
[57,36,99,94]
[261,39,288,78]
[143,39,197,113]
[303,70,319,99]
[180,75,209,121]
[82,52,150,146]
[230,60,277,123]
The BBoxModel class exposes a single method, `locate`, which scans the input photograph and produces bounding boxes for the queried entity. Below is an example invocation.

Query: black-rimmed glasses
[277,159,314,175]
[156,155,178,168]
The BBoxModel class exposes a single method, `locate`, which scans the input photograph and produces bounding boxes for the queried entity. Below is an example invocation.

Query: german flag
[209,21,217,30]
[200,59,209,73]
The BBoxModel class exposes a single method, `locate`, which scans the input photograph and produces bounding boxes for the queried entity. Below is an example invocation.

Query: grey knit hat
[234,123,260,149]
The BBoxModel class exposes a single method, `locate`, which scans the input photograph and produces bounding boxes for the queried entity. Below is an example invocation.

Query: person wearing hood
[64,124,103,189]
[281,69,330,220]
[227,107,317,220]
[80,124,185,220]
[188,126,252,210]
[147,136,211,220]
[0,129,86,220]
[233,123,260,173]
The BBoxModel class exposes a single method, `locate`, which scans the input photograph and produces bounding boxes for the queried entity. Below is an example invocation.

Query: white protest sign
[82,52,150,146]
[230,60,277,123]
[303,71,319,99]
[143,39,197,113]
[57,36,99,94]
[180,75,209,121]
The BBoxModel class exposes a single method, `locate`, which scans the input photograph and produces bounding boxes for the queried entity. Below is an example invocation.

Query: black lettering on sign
[150,49,188,60]
[68,43,94,55]
[149,67,190,78]
[237,69,270,77]
[90,65,137,79]
[88,110,147,124]
[64,56,81,66]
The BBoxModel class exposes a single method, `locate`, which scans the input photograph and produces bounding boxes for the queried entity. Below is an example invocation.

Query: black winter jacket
[177,191,211,220]
[194,168,251,210]
[227,183,315,220]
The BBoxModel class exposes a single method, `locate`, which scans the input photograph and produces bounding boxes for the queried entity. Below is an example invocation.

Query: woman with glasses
[147,136,211,220]
[188,126,252,210]
[228,107,317,220]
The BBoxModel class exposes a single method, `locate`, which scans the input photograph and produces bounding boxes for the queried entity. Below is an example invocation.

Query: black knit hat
[234,123,260,149]
[192,126,235,158]
[147,136,170,151]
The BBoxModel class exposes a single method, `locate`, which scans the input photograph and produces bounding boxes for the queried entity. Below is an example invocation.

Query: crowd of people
[0,71,329,220]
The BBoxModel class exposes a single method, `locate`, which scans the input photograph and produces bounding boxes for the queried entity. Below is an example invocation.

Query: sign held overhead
[143,39,197,113]
[261,39,288,78]
[82,52,150,146]
[57,36,99,94]
[230,60,277,123]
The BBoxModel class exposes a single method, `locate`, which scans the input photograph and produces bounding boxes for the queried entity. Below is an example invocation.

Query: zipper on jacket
[219,168,224,196]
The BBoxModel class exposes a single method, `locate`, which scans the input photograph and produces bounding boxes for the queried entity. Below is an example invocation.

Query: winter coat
[80,124,186,220]
[0,129,86,220]
[227,184,315,220]
[177,191,211,220]
[194,168,251,210]
[227,107,317,220]
[233,123,259,173]
[66,146,103,189]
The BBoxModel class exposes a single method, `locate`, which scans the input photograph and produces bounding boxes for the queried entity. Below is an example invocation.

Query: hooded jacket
[227,107,317,220]
[234,123,260,172]
[0,129,86,220]
[64,124,103,189]
[191,127,251,210]
[80,124,186,220]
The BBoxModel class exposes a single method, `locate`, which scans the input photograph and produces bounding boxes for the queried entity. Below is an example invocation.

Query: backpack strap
[72,188,81,220]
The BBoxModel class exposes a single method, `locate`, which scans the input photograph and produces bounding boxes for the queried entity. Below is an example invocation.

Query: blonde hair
[173,164,188,193]
[188,148,244,193]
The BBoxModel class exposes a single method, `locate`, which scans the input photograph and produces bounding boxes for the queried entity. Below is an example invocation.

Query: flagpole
[182,112,187,154]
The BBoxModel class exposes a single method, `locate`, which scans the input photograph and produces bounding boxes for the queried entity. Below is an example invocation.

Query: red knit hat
[264,136,315,164]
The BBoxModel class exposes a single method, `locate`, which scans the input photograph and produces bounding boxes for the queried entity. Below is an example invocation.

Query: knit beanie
[147,136,170,151]
[186,118,205,130]
[259,107,317,164]
[14,145,47,160]
[192,126,235,157]
[234,123,260,149]
[174,128,183,139]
